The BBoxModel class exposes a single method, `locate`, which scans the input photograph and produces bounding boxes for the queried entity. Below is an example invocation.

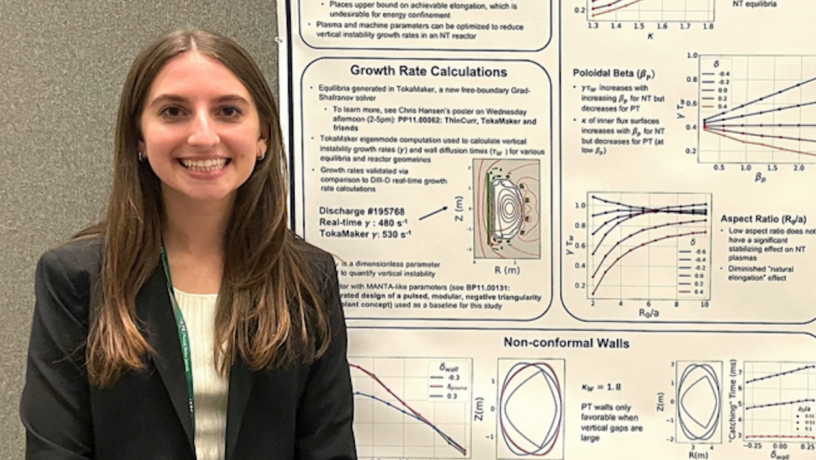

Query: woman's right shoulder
[39,235,104,275]
[36,236,104,317]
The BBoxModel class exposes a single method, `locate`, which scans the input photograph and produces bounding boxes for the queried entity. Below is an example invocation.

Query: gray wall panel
[0,1,279,456]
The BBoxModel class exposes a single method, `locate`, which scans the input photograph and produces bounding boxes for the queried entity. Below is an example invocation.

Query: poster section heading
[298,0,550,50]
[300,58,551,320]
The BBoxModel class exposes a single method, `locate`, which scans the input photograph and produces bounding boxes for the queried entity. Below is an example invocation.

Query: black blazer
[20,237,356,460]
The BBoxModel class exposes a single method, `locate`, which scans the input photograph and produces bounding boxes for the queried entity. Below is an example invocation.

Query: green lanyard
[160,248,196,433]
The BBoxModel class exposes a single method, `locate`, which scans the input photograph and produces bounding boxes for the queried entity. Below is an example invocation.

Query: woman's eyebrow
[146,94,250,107]
[146,94,187,108]
[214,95,250,105]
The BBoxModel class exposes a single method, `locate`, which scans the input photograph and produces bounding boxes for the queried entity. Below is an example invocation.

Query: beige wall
[0,1,279,456]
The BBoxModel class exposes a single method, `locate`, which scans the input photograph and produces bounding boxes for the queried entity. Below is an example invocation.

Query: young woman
[20,30,356,460]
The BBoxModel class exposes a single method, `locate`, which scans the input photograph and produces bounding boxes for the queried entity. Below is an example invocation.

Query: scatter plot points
[587,192,711,300]
[588,0,715,22]
[699,55,816,164]
[744,361,816,441]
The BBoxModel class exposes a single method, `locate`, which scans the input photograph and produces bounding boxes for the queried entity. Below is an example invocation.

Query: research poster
[277,1,816,458]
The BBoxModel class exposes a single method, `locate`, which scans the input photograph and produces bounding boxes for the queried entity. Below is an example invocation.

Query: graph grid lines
[351,357,472,459]
[587,0,715,22]
[698,55,816,164]
[587,192,711,301]
[743,361,816,441]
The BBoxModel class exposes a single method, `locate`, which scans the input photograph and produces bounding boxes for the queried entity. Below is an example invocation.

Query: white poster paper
[277,1,816,458]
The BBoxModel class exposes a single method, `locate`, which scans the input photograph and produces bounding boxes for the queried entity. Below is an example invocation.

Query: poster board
[277,1,816,458]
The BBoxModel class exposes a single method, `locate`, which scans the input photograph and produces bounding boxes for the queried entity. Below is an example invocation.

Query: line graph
[698,55,816,164]
[744,362,816,441]
[588,0,715,22]
[587,192,711,300]
[351,357,472,459]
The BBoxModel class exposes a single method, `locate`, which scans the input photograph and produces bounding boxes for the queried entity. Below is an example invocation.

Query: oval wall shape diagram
[677,363,721,441]
[499,362,563,456]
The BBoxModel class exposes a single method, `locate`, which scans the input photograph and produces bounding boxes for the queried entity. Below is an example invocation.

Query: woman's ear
[137,138,147,161]
[257,127,269,159]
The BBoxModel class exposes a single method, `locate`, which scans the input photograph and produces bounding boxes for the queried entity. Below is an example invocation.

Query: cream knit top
[174,289,229,460]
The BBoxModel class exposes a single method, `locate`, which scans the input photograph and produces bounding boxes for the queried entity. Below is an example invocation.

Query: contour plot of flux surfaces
[588,0,715,22]
[743,362,816,442]
[473,159,541,260]
[676,362,722,443]
[587,192,711,300]
[497,360,564,459]
[699,55,816,164]
[350,358,472,459]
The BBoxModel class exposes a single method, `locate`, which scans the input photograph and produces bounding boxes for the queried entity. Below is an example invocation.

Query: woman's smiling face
[138,51,267,208]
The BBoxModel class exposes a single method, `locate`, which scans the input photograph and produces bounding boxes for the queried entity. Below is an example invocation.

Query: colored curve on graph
[591,0,646,17]
[701,64,816,159]
[592,219,706,277]
[589,195,709,297]
[746,364,815,384]
[746,398,815,411]
[743,362,816,441]
[498,362,563,457]
[350,363,467,456]
[589,0,714,21]
[704,75,816,125]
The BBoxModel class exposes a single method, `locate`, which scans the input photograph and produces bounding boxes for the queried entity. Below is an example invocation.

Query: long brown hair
[80,30,329,387]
